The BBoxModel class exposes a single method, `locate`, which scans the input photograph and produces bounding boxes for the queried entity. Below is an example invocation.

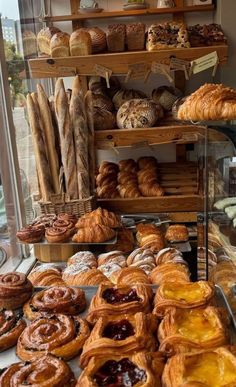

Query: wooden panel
[28,46,228,78]
[98,195,204,213]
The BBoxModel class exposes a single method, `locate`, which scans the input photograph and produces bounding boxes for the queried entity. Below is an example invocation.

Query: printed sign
[94,64,112,88]
[125,62,150,82]
[190,51,219,75]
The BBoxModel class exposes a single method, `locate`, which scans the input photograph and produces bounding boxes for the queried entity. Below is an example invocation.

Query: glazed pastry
[32,214,57,228]
[76,207,121,229]
[153,281,214,317]
[16,224,45,243]
[162,347,236,387]
[165,224,189,242]
[28,266,65,287]
[0,272,33,310]
[98,263,122,281]
[127,248,156,275]
[57,212,78,225]
[45,227,72,243]
[98,251,127,268]
[106,228,135,254]
[52,219,75,235]
[155,248,184,266]
[0,355,76,387]
[23,286,86,320]
[158,306,228,357]
[138,156,158,170]
[0,310,26,352]
[86,284,153,324]
[150,263,190,286]
[17,314,90,361]
[67,251,97,268]
[62,264,110,286]
[80,312,158,368]
[72,224,116,243]
[114,267,151,286]
[77,352,160,387]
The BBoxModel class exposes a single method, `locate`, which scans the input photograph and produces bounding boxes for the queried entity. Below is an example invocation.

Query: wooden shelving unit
[42,5,215,22]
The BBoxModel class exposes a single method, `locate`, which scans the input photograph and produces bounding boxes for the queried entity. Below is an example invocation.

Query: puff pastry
[0,309,26,352]
[62,265,110,286]
[75,207,121,229]
[98,251,127,268]
[153,281,214,317]
[17,314,90,361]
[113,267,151,286]
[162,347,236,387]
[77,352,161,387]
[127,248,156,275]
[86,284,153,324]
[67,251,97,268]
[158,306,228,357]
[165,224,189,242]
[80,312,158,368]
[150,262,190,286]
[155,248,184,266]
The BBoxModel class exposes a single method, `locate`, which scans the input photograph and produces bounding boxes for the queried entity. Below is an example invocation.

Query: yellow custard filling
[184,353,236,386]
[163,282,206,302]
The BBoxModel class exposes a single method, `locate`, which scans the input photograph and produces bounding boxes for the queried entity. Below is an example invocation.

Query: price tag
[96,140,115,150]
[94,64,112,88]
[190,51,219,75]
[170,58,191,80]
[58,67,77,76]
[125,62,150,83]
[151,62,174,83]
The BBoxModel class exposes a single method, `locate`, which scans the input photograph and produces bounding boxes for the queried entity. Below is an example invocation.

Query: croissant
[138,156,158,170]
[165,224,189,242]
[127,248,156,274]
[118,184,141,198]
[136,223,162,239]
[98,251,127,267]
[96,173,118,187]
[62,265,111,286]
[139,183,164,197]
[117,171,138,185]
[137,168,158,185]
[76,207,121,229]
[139,234,165,253]
[177,83,236,121]
[118,159,138,173]
[28,267,65,287]
[150,262,190,286]
[98,161,119,175]
[97,185,119,199]
[113,267,151,286]
[155,247,185,266]
[72,224,116,243]
[67,251,97,267]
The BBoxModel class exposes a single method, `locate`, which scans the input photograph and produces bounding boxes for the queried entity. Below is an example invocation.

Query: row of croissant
[0,269,235,386]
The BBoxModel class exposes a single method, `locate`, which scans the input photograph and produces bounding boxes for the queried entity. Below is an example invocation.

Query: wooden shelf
[95,125,229,148]
[28,45,228,78]
[42,5,215,22]
[98,195,204,213]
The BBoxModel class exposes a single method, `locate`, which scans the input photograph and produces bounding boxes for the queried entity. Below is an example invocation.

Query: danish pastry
[0,272,33,309]
[57,212,78,225]
[98,262,122,281]
[86,284,153,324]
[114,267,151,286]
[28,265,65,287]
[165,224,189,242]
[80,312,158,368]
[72,224,116,243]
[0,309,26,352]
[155,248,185,266]
[0,355,76,387]
[23,286,86,320]
[76,207,121,229]
[62,264,110,286]
[98,251,127,268]
[45,226,72,243]
[16,224,45,243]
[153,281,214,317]
[67,251,97,268]
[127,248,156,275]
[150,262,190,286]
[17,314,90,361]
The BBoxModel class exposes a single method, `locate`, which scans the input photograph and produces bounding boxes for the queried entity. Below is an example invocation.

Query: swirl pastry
[0,272,33,309]
[72,224,115,243]
[24,286,86,320]
[162,347,236,387]
[158,306,228,357]
[155,248,184,266]
[165,224,189,242]
[0,355,76,387]
[52,219,75,235]
[127,248,156,275]
[45,227,72,243]
[32,214,57,228]
[113,267,151,286]
[98,251,126,268]
[150,262,190,286]
[0,310,26,352]
[62,264,110,286]
[57,212,78,225]
[28,266,65,287]
[86,284,152,325]
[67,251,97,268]
[16,224,45,243]
[80,312,158,368]
[76,207,121,229]
[17,314,90,361]
[77,352,160,387]
[153,281,214,317]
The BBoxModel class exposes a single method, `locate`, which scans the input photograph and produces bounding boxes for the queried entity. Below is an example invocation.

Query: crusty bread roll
[37,27,61,56]
[50,32,70,57]
[117,99,161,129]
[70,29,92,56]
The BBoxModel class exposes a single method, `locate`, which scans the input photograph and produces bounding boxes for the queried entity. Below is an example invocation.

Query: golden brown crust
[50,32,70,57]
[105,228,135,254]
[62,266,111,286]
[136,223,165,253]
[150,262,190,286]
[139,183,165,197]
[0,272,33,310]
[70,29,92,56]
[28,267,65,287]
[0,310,26,352]
[72,224,116,243]
[75,207,121,229]
[45,226,72,243]
[98,251,126,267]
[165,224,189,242]
[37,27,61,55]
[67,251,97,267]
[155,248,184,266]
[127,248,156,275]
[113,267,151,286]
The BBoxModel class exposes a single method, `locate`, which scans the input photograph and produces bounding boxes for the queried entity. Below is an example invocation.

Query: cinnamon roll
[17,314,90,361]
[0,355,76,387]
[67,251,97,268]
[45,227,72,243]
[0,272,33,309]
[16,224,45,243]
[52,219,75,236]
[57,212,77,225]
[0,310,26,352]
[23,286,86,321]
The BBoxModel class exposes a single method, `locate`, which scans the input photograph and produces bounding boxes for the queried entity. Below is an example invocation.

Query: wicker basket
[37,194,96,217]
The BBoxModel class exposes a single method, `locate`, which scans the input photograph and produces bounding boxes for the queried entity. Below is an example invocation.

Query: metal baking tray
[17,234,117,246]
[0,285,235,378]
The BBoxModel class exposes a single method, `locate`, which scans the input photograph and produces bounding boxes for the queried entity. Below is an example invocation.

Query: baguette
[27,94,53,201]
[54,79,78,199]
[70,76,90,199]
[84,90,95,194]
[37,84,60,194]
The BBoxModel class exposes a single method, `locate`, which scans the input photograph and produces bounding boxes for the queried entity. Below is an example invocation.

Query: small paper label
[58,67,77,76]
[125,62,150,82]
[96,140,115,150]
[151,62,174,83]
[191,51,219,74]
[170,58,190,71]
[94,64,112,80]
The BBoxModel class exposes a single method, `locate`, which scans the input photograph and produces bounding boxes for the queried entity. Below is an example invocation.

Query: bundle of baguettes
[27,76,93,201]
[177,83,236,121]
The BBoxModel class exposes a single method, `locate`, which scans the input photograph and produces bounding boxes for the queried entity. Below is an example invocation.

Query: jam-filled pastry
[16,224,45,243]
[0,272,33,310]
[97,251,127,268]
[75,207,121,229]
[67,251,97,268]
[113,267,151,286]
[127,248,156,275]
[17,314,90,361]
[62,264,110,286]
[77,352,161,387]
[155,248,184,266]
[0,309,26,352]
[80,312,158,368]
[162,347,236,387]
[158,306,228,357]
[28,265,65,287]
[153,281,214,318]
[165,224,189,242]
[150,262,190,286]
[0,354,76,387]
[86,284,152,325]
[23,286,86,321]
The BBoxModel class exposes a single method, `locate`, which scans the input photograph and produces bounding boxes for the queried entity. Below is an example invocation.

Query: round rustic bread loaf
[92,93,114,112]
[94,107,116,130]
[152,86,182,111]
[113,89,147,110]
[117,99,162,129]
